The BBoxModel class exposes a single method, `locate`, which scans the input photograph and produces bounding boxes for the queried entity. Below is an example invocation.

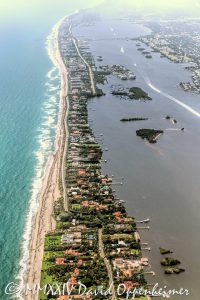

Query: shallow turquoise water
[0,3,101,296]
[0,15,61,299]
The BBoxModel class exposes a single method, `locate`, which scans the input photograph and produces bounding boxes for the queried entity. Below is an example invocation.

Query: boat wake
[134,63,200,118]
[120,47,125,54]
[146,141,166,157]
[148,81,200,118]
[166,128,182,131]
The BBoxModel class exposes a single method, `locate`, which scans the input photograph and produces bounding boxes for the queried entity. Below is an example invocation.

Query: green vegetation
[53,196,64,217]
[112,90,128,97]
[129,87,152,100]
[131,249,140,256]
[121,117,148,122]
[159,247,173,255]
[142,51,150,55]
[40,18,151,299]
[136,129,164,143]
[161,257,181,267]
[165,267,185,274]
[99,64,136,80]
[94,70,109,84]
[112,86,152,101]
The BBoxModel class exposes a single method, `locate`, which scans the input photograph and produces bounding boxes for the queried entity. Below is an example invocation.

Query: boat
[129,74,136,80]
[121,75,127,80]
[143,218,150,223]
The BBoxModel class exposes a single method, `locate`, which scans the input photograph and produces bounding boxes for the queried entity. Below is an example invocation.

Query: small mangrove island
[121,117,148,122]
[136,129,164,143]
[161,257,181,267]
[159,248,185,275]
[111,86,152,101]
[159,247,173,255]
[165,267,185,275]
[146,54,152,59]
[129,87,152,100]
[100,64,136,80]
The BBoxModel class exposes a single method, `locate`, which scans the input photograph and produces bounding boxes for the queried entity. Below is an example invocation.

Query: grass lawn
[56,221,71,229]
[131,249,140,256]
[71,204,81,210]
[44,251,64,260]
[44,235,61,250]
[111,233,134,240]
[39,271,54,300]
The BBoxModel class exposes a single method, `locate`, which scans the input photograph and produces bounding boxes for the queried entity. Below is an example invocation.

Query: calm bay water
[1,5,200,299]
[74,16,200,299]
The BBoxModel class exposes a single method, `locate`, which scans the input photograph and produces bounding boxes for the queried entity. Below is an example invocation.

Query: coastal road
[53,16,69,212]
[98,229,117,300]
[70,25,96,95]
[62,96,69,211]
[59,59,69,212]
[52,17,69,211]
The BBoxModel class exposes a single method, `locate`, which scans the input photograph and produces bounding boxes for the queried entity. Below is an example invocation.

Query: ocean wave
[46,66,58,80]
[48,85,59,92]
[15,12,74,297]
[15,56,60,297]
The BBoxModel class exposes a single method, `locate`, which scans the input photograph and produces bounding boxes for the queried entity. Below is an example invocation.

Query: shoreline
[39,14,152,300]
[18,17,69,300]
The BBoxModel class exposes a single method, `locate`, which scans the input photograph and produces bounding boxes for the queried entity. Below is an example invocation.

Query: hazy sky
[0,0,200,22]
[0,0,103,22]
[104,0,200,9]
[98,0,200,16]
[0,0,101,14]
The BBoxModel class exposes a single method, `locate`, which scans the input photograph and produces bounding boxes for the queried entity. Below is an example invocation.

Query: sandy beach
[24,17,68,300]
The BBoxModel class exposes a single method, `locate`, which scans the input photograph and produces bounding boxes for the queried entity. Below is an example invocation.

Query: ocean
[0,16,61,299]
[1,4,200,299]
[0,0,106,300]
[0,2,103,297]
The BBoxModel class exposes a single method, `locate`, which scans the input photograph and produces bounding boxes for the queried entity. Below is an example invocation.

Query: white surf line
[134,63,200,118]
[46,66,57,79]
[15,14,71,299]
